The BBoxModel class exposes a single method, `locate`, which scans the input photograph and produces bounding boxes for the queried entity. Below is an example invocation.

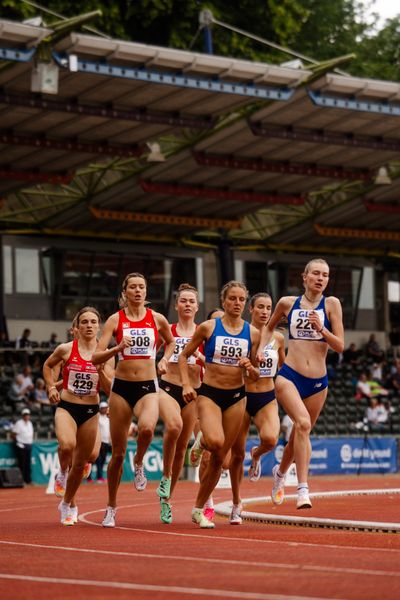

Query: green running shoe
[157,476,171,499]
[160,498,172,524]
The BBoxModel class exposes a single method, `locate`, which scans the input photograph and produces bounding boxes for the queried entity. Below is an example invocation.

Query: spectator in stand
[365,334,385,362]
[92,401,111,482]
[356,372,389,401]
[43,333,58,349]
[11,408,34,484]
[15,328,32,349]
[371,362,383,383]
[342,342,361,367]
[33,378,50,406]
[389,326,400,358]
[389,360,400,396]
[7,373,34,408]
[366,397,390,433]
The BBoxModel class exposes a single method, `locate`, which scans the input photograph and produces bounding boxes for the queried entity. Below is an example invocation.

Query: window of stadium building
[57,252,197,321]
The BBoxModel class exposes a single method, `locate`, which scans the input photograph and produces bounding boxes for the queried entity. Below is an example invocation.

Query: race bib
[213,335,249,366]
[68,367,99,396]
[122,327,155,358]
[290,309,325,340]
[169,337,195,365]
[259,344,278,378]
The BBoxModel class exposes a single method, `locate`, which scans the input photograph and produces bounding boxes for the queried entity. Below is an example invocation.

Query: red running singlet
[62,339,99,397]
[115,308,158,361]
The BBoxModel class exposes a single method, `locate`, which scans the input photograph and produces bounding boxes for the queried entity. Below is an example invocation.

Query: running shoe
[189,431,204,467]
[134,461,147,491]
[160,498,173,524]
[83,463,92,479]
[191,507,215,529]
[248,446,261,482]
[69,505,78,524]
[297,489,312,509]
[58,500,74,526]
[54,469,68,498]
[271,464,285,506]
[102,506,116,527]
[203,507,215,521]
[229,502,243,525]
[156,476,171,499]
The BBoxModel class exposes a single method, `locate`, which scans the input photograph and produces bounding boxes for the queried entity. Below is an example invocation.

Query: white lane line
[0,540,399,578]
[0,572,335,600]
[78,506,400,554]
[214,489,400,533]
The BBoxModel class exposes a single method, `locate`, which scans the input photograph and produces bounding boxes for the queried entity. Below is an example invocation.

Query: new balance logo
[314,383,322,388]
[233,392,240,398]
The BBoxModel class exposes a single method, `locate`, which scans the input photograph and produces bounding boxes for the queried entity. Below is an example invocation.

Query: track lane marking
[1,540,399,578]
[0,572,337,599]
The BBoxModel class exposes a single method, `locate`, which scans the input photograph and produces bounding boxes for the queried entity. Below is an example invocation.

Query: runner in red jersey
[157,283,204,524]
[92,272,175,528]
[43,307,114,525]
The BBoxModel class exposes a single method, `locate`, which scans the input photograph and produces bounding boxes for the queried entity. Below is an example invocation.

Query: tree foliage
[1,0,399,81]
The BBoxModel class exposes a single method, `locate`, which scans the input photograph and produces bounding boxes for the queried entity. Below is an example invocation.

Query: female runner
[43,307,114,525]
[229,292,285,524]
[259,258,344,508]
[157,283,204,523]
[91,272,175,527]
[179,281,260,528]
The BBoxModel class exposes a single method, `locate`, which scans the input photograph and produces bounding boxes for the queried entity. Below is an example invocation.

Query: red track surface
[1,475,400,600]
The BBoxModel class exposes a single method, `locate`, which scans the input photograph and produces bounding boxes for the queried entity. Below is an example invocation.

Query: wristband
[317,327,324,334]
[48,385,57,392]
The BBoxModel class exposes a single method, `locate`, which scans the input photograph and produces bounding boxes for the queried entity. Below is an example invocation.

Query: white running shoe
[297,489,312,509]
[229,502,243,525]
[134,461,147,491]
[248,446,261,482]
[102,506,117,527]
[191,507,215,529]
[271,465,285,505]
[58,500,74,526]
[189,431,204,467]
[69,505,78,524]
[54,469,68,498]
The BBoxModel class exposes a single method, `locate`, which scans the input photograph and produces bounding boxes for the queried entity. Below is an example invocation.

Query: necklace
[303,293,321,305]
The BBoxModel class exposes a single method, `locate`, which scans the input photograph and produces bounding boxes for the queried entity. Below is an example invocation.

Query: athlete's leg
[229,412,250,506]
[170,400,197,499]
[64,414,99,504]
[252,399,280,459]
[158,389,183,479]
[106,392,133,508]
[133,392,159,466]
[54,408,77,473]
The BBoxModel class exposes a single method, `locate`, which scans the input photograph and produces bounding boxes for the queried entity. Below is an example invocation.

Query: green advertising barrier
[0,439,164,485]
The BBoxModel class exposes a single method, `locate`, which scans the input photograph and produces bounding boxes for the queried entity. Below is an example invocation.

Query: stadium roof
[0,17,400,258]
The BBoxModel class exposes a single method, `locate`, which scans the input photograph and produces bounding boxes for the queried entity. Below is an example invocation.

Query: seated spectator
[326,349,340,379]
[15,328,32,349]
[371,362,384,383]
[355,372,388,402]
[33,378,50,406]
[389,326,400,358]
[42,333,58,349]
[365,397,390,433]
[342,342,361,366]
[21,366,34,389]
[389,360,400,396]
[365,334,385,362]
[7,374,33,408]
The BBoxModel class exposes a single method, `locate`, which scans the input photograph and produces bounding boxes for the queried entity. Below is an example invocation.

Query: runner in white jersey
[229,293,285,524]
[157,283,204,523]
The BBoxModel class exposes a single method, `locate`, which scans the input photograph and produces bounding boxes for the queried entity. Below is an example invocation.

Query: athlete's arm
[155,313,176,375]
[178,321,211,402]
[97,356,115,397]
[92,314,125,364]
[240,326,260,380]
[258,297,290,360]
[275,331,286,368]
[43,343,70,404]
[320,297,345,353]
